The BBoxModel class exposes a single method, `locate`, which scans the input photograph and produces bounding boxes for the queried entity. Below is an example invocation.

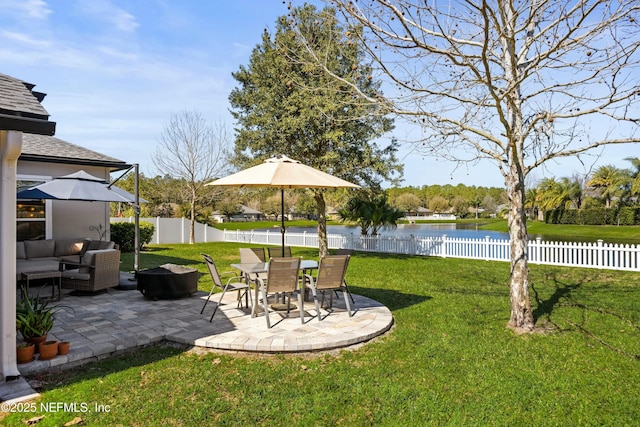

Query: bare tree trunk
[190,189,196,244]
[506,163,534,332]
[314,191,328,258]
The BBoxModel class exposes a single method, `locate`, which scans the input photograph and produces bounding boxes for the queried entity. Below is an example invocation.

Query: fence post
[442,234,447,258]
[485,236,490,261]
[598,239,604,268]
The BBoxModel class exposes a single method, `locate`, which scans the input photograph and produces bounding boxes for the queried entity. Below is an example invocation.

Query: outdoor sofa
[16,238,118,284]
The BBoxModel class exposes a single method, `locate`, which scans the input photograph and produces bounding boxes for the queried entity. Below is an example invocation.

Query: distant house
[402,206,456,221]
[212,205,265,223]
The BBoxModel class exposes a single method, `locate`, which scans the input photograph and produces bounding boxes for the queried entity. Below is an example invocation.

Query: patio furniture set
[17,238,121,299]
[200,246,354,328]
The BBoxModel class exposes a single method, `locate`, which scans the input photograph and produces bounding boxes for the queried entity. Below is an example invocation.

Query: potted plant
[38,340,59,360]
[16,286,69,352]
[16,342,35,364]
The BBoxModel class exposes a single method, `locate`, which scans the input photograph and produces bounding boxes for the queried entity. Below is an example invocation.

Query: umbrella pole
[280,188,285,257]
[134,164,140,274]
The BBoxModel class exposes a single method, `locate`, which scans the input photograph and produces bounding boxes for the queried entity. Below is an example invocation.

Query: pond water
[273,223,511,240]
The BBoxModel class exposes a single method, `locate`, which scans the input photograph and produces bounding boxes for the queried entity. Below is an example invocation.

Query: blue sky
[1,0,634,189]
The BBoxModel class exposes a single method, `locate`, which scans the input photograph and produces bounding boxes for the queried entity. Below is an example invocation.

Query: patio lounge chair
[267,246,292,258]
[304,255,353,321]
[200,253,252,322]
[59,249,121,293]
[255,257,304,328]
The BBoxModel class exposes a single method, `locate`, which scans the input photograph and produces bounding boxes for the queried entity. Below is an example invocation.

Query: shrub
[545,207,640,225]
[110,221,155,252]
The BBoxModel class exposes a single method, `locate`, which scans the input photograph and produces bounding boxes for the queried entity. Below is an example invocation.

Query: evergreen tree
[229,4,401,256]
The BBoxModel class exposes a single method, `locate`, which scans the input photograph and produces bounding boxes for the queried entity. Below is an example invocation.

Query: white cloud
[0,0,52,20]
[78,0,139,33]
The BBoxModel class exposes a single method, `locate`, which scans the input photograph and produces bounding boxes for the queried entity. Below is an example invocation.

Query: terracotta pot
[38,340,58,361]
[58,341,70,355]
[25,335,47,353]
[17,343,35,364]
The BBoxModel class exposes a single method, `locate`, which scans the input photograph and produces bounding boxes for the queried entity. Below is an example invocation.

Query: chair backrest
[268,246,292,258]
[202,253,223,290]
[315,255,350,291]
[240,247,265,263]
[266,257,301,293]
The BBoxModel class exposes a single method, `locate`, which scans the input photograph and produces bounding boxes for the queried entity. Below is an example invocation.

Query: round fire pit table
[137,263,198,300]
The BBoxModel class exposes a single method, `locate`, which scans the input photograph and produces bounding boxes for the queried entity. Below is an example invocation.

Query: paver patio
[14,283,393,377]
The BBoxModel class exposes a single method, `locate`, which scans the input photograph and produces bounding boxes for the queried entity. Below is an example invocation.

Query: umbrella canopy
[207,155,360,189]
[16,170,141,203]
[206,155,360,254]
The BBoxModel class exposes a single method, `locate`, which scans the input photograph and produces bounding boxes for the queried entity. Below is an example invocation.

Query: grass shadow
[25,343,186,393]
[531,272,582,324]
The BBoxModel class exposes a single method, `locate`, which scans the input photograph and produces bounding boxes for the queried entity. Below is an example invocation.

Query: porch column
[0,130,22,381]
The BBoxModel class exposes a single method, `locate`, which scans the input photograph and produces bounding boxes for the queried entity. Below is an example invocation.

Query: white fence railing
[223,229,640,272]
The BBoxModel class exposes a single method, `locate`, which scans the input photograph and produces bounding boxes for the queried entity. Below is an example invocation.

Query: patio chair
[335,249,356,304]
[254,257,304,328]
[59,249,121,294]
[304,255,353,321]
[267,246,292,258]
[200,253,252,322]
[239,247,266,283]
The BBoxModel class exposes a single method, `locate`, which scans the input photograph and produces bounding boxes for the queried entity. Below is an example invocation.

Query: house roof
[0,73,56,135]
[20,134,129,170]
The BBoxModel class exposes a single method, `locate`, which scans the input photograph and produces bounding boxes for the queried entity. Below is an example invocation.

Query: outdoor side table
[21,270,62,301]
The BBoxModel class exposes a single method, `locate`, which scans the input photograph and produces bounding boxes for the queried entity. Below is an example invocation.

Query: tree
[625,157,640,197]
[229,4,402,258]
[451,196,470,218]
[482,194,498,217]
[586,165,628,208]
[295,0,640,332]
[393,192,422,215]
[152,111,230,243]
[428,196,449,213]
[338,193,403,235]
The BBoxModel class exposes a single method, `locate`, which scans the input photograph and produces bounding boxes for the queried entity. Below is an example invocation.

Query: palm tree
[524,187,541,220]
[586,165,628,208]
[338,194,403,236]
[625,157,640,197]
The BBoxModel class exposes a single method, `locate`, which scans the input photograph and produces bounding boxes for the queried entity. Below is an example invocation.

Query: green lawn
[3,243,640,426]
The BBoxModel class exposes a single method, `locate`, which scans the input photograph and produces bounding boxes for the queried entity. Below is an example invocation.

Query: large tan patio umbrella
[206,155,360,255]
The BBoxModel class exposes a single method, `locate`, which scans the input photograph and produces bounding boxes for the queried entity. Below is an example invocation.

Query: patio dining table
[230,260,318,316]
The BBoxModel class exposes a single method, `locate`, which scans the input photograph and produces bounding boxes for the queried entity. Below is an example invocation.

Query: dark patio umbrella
[17,169,144,273]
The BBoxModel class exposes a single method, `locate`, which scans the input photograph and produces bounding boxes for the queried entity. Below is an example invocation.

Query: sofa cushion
[24,239,55,259]
[16,242,26,260]
[61,269,91,281]
[16,259,60,279]
[98,241,116,250]
[79,251,96,273]
[55,238,85,257]
[59,254,82,264]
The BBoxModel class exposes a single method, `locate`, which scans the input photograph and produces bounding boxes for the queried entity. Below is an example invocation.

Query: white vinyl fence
[111,217,224,244]
[111,218,640,271]
[223,229,640,272]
